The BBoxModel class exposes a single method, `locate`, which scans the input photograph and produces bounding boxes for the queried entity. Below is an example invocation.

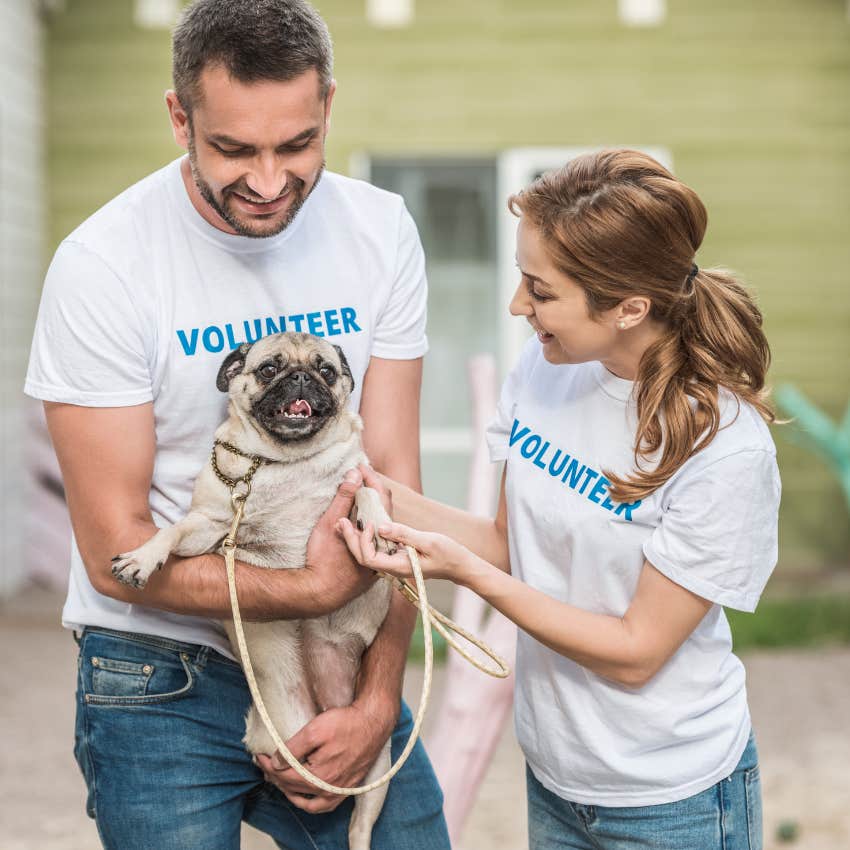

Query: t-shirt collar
[590,360,635,402]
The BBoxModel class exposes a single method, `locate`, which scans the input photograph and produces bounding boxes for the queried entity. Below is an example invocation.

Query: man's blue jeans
[74,627,451,850]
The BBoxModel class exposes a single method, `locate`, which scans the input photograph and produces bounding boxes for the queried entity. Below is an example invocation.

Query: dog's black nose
[288,370,312,388]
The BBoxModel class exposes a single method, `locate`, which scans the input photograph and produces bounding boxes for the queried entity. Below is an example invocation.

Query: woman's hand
[336,517,480,586]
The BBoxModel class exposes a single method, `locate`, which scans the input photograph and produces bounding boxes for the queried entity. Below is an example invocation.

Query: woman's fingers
[359,521,414,575]
[375,521,429,552]
[337,518,411,576]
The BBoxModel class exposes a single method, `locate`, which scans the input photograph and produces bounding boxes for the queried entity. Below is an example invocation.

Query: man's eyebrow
[207,128,321,148]
[281,127,321,145]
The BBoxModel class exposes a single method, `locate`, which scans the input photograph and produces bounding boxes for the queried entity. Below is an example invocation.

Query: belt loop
[195,645,210,669]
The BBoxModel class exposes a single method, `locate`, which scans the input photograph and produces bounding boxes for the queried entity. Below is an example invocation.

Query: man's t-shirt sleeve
[370,203,428,360]
[24,240,153,407]
[643,448,781,612]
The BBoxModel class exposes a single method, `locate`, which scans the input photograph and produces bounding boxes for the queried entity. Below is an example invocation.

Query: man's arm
[45,401,376,620]
[261,355,423,812]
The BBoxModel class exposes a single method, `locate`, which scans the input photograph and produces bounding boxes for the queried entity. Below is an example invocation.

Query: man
[24,1,450,847]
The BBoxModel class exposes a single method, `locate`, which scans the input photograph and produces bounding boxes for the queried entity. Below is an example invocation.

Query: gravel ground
[2,587,848,850]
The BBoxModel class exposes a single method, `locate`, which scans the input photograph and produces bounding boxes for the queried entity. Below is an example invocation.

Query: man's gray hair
[172,0,333,112]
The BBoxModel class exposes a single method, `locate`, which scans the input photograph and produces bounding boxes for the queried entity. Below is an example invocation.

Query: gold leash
[393,580,510,678]
[219,449,509,796]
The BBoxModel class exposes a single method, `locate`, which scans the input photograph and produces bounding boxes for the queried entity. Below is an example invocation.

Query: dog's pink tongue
[287,399,312,416]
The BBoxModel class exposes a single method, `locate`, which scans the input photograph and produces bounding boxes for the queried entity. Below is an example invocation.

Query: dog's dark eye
[257,363,278,381]
[319,364,336,382]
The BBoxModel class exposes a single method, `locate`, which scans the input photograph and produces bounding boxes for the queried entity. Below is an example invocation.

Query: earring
[617,321,626,330]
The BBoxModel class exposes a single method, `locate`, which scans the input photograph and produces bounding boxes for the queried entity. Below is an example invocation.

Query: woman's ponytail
[606,267,774,504]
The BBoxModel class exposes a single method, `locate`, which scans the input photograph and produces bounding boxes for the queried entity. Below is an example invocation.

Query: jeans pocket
[91,656,155,697]
[743,765,763,850]
[84,648,194,707]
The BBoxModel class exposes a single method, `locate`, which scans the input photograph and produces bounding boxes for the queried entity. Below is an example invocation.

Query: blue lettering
[203,326,225,353]
[578,469,599,495]
[225,324,241,350]
[532,440,551,470]
[324,309,341,336]
[562,458,585,489]
[341,307,362,333]
[614,499,642,522]
[244,319,263,344]
[548,449,570,478]
[509,419,530,448]
[176,305,368,358]
[588,476,609,505]
[520,435,542,459]
[176,328,198,356]
[506,419,640,520]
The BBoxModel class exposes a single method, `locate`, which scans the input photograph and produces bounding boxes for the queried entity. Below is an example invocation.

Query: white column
[0,0,45,597]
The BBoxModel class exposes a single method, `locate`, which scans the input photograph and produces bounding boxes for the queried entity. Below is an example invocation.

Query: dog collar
[211,439,272,492]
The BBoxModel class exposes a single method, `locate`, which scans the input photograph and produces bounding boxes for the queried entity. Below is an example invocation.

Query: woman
[340,149,778,850]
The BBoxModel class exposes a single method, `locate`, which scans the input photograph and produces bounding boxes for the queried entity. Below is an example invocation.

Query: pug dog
[110,332,396,850]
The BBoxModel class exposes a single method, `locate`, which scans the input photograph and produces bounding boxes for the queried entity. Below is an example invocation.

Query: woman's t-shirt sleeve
[24,239,153,407]
[485,337,539,463]
[643,448,781,612]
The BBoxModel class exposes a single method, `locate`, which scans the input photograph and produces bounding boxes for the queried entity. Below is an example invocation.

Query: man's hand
[255,699,397,813]
[303,468,379,614]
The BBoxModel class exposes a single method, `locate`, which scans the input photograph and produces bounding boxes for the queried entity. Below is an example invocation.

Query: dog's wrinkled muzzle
[252,370,336,441]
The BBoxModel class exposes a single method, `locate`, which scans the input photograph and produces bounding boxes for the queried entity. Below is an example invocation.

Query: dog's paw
[110,542,168,589]
[372,528,398,556]
[353,486,398,556]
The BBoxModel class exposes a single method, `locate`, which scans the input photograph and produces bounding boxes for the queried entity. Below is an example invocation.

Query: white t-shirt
[486,338,780,807]
[25,157,428,659]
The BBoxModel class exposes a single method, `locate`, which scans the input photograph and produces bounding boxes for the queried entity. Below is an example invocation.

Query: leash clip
[231,480,251,508]
[222,481,250,553]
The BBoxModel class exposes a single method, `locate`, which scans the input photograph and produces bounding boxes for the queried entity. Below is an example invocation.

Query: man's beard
[187,132,324,239]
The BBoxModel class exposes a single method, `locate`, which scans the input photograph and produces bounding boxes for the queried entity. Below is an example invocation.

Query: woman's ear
[615,296,652,329]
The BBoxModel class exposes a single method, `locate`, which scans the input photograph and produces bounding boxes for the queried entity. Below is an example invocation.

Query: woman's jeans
[527,733,762,850]
[74,627,450,850]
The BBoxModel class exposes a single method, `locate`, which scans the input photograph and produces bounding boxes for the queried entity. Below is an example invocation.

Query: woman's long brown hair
[509,149,775,502]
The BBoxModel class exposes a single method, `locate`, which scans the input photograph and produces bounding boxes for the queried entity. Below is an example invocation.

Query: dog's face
[216,333,355,443]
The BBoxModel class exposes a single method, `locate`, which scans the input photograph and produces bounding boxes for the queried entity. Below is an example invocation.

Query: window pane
[369,158,498,505]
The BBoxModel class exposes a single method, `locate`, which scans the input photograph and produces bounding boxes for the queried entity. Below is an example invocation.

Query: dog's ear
[332,344,354,393]
[216,343,252,392]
